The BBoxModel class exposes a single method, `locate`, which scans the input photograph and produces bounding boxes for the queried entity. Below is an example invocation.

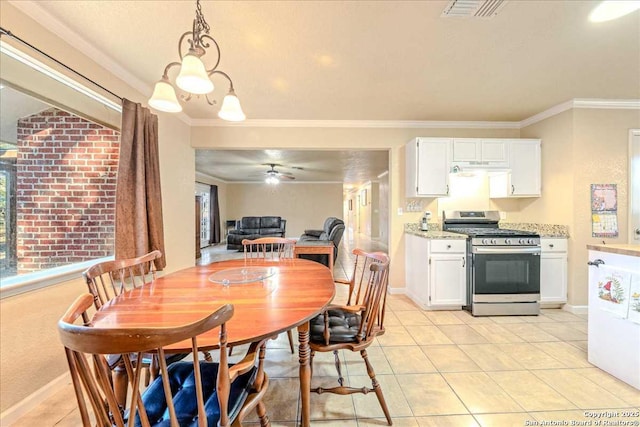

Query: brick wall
[16,108,119,273]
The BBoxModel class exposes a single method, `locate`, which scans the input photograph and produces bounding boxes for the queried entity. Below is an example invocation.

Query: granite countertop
[405,222,570,239]
[499,223,570,238]
[404,223,467,239]
[587,244,640,258]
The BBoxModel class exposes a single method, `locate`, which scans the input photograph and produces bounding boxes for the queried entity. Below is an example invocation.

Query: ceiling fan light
[265,175,279,185]
[176,53,214,94]
[589,0,640,22]
[218,89,246,121]
[148,78,183,113]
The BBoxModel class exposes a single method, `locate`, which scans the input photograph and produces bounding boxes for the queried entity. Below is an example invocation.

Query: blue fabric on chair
[132,362,257,427]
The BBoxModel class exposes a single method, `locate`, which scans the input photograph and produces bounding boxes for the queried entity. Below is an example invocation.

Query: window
[0,41,121,291]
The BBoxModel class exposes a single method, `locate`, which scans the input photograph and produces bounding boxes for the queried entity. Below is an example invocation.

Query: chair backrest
[345,249,390,310]
[83,250,162,309]
[242,237,296,259]
[352,251,390,342]
[58,293,236,427]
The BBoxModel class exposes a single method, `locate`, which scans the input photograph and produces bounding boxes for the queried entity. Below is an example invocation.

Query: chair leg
[203,350,213,362]
[361,349,392,425]
[286,330,295,354]
[113,363,128,408]
[333,350,344,386]
[310,350,315,381]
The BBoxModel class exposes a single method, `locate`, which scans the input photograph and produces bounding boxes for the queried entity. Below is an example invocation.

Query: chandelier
[148,0,245,121]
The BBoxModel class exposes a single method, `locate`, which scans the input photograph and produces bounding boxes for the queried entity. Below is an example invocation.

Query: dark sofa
[298,217,345,265]
[227,216,287,250]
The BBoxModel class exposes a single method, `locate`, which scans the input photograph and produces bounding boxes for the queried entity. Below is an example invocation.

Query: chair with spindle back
[242,237,296,260]
[241,237,297,353]
[309,250,392,425]
[58,293,270,427]
[83,250,207,405]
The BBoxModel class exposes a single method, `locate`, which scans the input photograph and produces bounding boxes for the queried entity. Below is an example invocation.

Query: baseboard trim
[388,287,406,295]
[563,304,588,315]
[0,372,71,426]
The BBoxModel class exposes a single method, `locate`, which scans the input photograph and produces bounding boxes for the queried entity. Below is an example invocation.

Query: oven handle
[472,246,541,255]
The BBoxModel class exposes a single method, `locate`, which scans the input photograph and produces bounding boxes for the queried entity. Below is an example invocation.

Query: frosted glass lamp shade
[148,79,182,113]
[176,54,214,94]
[218,89,246,121]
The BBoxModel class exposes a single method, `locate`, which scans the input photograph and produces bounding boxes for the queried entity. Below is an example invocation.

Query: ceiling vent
[441,0,508,18]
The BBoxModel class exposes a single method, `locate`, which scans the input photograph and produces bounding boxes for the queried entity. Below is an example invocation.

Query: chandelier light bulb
[589,0,640,22]
[148,78,183,113]
[176,53,214,94]
[218,88,246,121]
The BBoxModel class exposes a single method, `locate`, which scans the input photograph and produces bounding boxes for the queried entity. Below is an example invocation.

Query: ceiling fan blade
[278,174,295,180]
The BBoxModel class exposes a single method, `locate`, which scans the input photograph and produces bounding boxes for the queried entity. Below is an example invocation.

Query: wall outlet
[499,211,507,220]
[397,208,403,216]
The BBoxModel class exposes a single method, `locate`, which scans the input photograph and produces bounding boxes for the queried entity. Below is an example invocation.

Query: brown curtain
[115,99,166,269]
[210,185,221,244]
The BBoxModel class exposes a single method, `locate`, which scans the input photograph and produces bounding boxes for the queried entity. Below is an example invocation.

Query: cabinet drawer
[430,239,466,253]
[541,238,567,253]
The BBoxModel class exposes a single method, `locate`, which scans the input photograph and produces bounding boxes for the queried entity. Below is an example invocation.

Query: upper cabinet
[405,137,541,198]
[406,138,451,197]
[451,138,509,167]
[489,139,541,198]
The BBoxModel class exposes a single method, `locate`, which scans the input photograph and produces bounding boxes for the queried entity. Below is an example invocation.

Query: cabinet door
[405,234,430,309]
[480,139,509,165]
[429,253,466,306]
[540,253,567,303]
[451,139,479,162]
[509,140,541,196]
[416,138,450,196]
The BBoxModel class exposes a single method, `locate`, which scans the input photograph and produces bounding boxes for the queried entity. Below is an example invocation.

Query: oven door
[471,246,541,298]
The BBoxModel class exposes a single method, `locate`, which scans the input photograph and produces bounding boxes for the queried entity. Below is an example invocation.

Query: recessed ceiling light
[589,0,640,22]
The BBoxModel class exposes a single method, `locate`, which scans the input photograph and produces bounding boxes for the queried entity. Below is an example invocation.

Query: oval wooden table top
[91,258,336,351]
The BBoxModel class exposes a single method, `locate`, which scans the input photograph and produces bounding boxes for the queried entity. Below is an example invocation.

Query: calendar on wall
[591,184,618,238]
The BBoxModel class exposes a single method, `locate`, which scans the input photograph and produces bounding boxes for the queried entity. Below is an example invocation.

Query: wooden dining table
[91,257,336,427]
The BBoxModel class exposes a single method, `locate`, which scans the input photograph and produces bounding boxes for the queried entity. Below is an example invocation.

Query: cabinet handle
[511,185,515,195]
[587,259,605,268]
[462,257,465,267]
[446,185,449,195]
[447,244,451,249]
[549,244,554,248]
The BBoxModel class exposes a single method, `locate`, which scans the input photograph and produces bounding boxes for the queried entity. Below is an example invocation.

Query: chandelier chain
[195,0,210,38]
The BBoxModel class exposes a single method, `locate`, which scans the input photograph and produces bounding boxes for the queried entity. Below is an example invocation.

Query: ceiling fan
[263,163,296,183]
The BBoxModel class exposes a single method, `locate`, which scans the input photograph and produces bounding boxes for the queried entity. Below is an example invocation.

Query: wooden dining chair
[242,237,296,260]
[58,293,271,427]
[309,250,392,425]
[242,237,297,353]
[83,250,209,405]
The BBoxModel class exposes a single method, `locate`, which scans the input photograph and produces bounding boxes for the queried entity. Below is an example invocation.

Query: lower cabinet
[540,238,568,305]
[405,234,467,309]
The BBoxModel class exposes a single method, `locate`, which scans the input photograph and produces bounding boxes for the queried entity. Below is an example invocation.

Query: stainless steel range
[443,210,541,316]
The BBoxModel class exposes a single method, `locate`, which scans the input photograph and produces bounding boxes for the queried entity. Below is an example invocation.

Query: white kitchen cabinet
[405,234,430,308]
[405,138,451,197]
[540,238,568,305]
[451,138,509,167]
[489,139,541,197]
[405,235,467,309]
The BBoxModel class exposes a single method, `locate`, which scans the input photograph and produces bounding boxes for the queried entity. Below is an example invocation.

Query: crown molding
[520,98,640,128]
[190,118,521,129]
[230,181,344,185]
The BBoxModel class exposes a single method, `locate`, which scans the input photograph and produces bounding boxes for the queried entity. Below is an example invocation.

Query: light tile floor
[12,234,640,426]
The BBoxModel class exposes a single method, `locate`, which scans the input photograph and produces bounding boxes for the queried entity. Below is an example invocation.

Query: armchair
[299,217,345,265]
